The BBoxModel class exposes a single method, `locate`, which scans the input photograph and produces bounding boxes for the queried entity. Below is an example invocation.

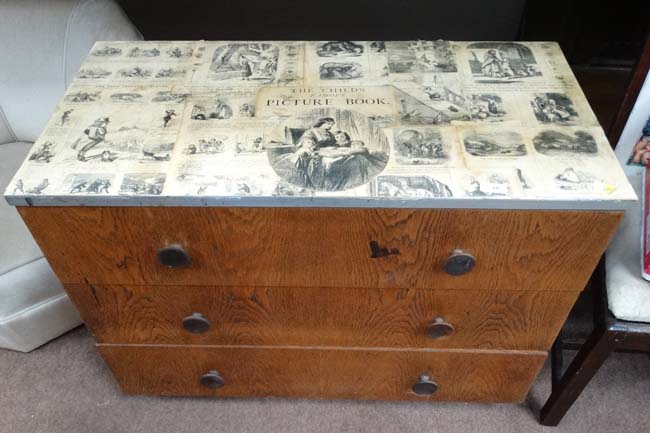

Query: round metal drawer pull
[412,375,438,396]
[425,317,455,339]
[443,249,476,276]
[157,244,191,268]
[200,370,225,389]
[182,312,211,334]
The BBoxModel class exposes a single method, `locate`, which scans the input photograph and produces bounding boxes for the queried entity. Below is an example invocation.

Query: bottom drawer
[98,345,546,402]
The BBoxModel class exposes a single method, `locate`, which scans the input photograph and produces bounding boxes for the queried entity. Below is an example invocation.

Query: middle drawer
[67,283,577,350]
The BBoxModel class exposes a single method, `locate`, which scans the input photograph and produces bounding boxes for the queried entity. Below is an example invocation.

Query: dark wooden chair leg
[549,337,564,389]
[539,327,617,426]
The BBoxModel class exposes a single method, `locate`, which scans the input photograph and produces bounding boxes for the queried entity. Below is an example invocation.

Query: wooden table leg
[539,327,617,426]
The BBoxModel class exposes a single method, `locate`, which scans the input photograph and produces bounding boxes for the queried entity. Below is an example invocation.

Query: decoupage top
[3,40,637,209]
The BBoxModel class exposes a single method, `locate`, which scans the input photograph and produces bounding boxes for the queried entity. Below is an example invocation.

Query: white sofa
[0,0,142,352]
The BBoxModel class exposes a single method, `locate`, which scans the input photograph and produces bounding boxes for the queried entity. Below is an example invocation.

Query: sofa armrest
[0,0,142,144]
[63,0,143,86]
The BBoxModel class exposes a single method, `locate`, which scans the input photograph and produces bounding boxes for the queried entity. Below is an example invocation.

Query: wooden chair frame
[540,30,650,426]
[540,260,650,425]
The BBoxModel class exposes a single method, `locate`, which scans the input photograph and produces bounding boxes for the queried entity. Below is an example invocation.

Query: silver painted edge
[4,193,637,211]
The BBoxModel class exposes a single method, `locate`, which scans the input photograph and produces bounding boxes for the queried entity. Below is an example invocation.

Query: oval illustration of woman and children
[267,109,390,191]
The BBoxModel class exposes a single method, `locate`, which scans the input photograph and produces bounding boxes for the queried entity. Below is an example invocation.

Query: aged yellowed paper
[4,40,636,209]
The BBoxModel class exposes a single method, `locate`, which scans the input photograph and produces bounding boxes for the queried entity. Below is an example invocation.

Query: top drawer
[19,207,620,290]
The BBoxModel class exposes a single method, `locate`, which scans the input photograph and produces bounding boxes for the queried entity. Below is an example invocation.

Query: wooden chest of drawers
[17,206,622,402]
[5,40,636,404]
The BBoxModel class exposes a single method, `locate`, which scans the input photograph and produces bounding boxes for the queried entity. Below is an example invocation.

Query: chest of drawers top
[3,40,635,211]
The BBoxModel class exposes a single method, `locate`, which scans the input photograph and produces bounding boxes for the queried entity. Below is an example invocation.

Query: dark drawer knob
[157,244,190,268]
[200,370,225,389]
[444,249,475,276]
[426,317,455,339]
[182,312,211,334]
[412,375,438,396]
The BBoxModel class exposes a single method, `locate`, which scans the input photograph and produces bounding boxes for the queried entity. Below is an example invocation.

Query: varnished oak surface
[97,345,546,402]
[69,283,578,351]
[19,207,622,291]
[17,205,622,401]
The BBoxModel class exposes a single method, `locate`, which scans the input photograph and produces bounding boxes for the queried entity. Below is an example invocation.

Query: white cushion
[0,142,42,274]
[0,142,82,351]
[0,0,142,144]
[606,173,650,322]
[0,259,81,352]
[0,257,65,318]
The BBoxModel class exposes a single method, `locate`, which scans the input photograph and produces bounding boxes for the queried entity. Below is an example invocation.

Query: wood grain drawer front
[68,284,577,350]
[20,207,621,291]
[97,345,546,402]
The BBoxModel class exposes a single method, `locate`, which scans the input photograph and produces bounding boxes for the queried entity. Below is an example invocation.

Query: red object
[641,167,650,281]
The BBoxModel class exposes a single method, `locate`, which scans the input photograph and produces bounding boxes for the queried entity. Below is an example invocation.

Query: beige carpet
[1,325,649,433]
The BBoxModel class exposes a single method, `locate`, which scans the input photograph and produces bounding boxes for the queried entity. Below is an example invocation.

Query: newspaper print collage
[5,40,636,204]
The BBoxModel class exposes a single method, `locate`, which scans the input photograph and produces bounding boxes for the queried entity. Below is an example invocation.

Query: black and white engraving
[184,137,226,155]
[394,87,505,125]
[152,91,190,103]
[316,41,364,57]
[319,62,362,80]
[369,41,386,52]
[14,179,50,194]
[393,128,447,165]
[531,93,578,123]
[272,181,310,197]
[395,86,468,124]
[65,91,101,103]
[554,168,601,191]
[468,42,541,82]
[466,94,506,120]
[119,173,165,195]
[239,103,255,117]
[163,109,177,127]
[191,100,233,120]
[167,47,193,58]
[77,68,111,79]
[28,141,55,163]
[387,41,456,73]
[377,176,453,198]
[3,40,635,206]
[267,109,389,191]
[92,46,122,57]
[209,43,278,82]
[516,168,532,189]
[141,141,174,162]
[72,117,111,162]
[11,180,24,194]
[155,68,186,78]
[118,67,152,78]
[180,175,269,196]
[67,174,113,194]
[204,177,262,195]
[71,118,150,162]
[463,131,527,157]
[462,174,512,196]
[110,93,143,103]
[533,130,598,156]
[236,136,266,154]
[128,47,160,57]
[60,109,73,126]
